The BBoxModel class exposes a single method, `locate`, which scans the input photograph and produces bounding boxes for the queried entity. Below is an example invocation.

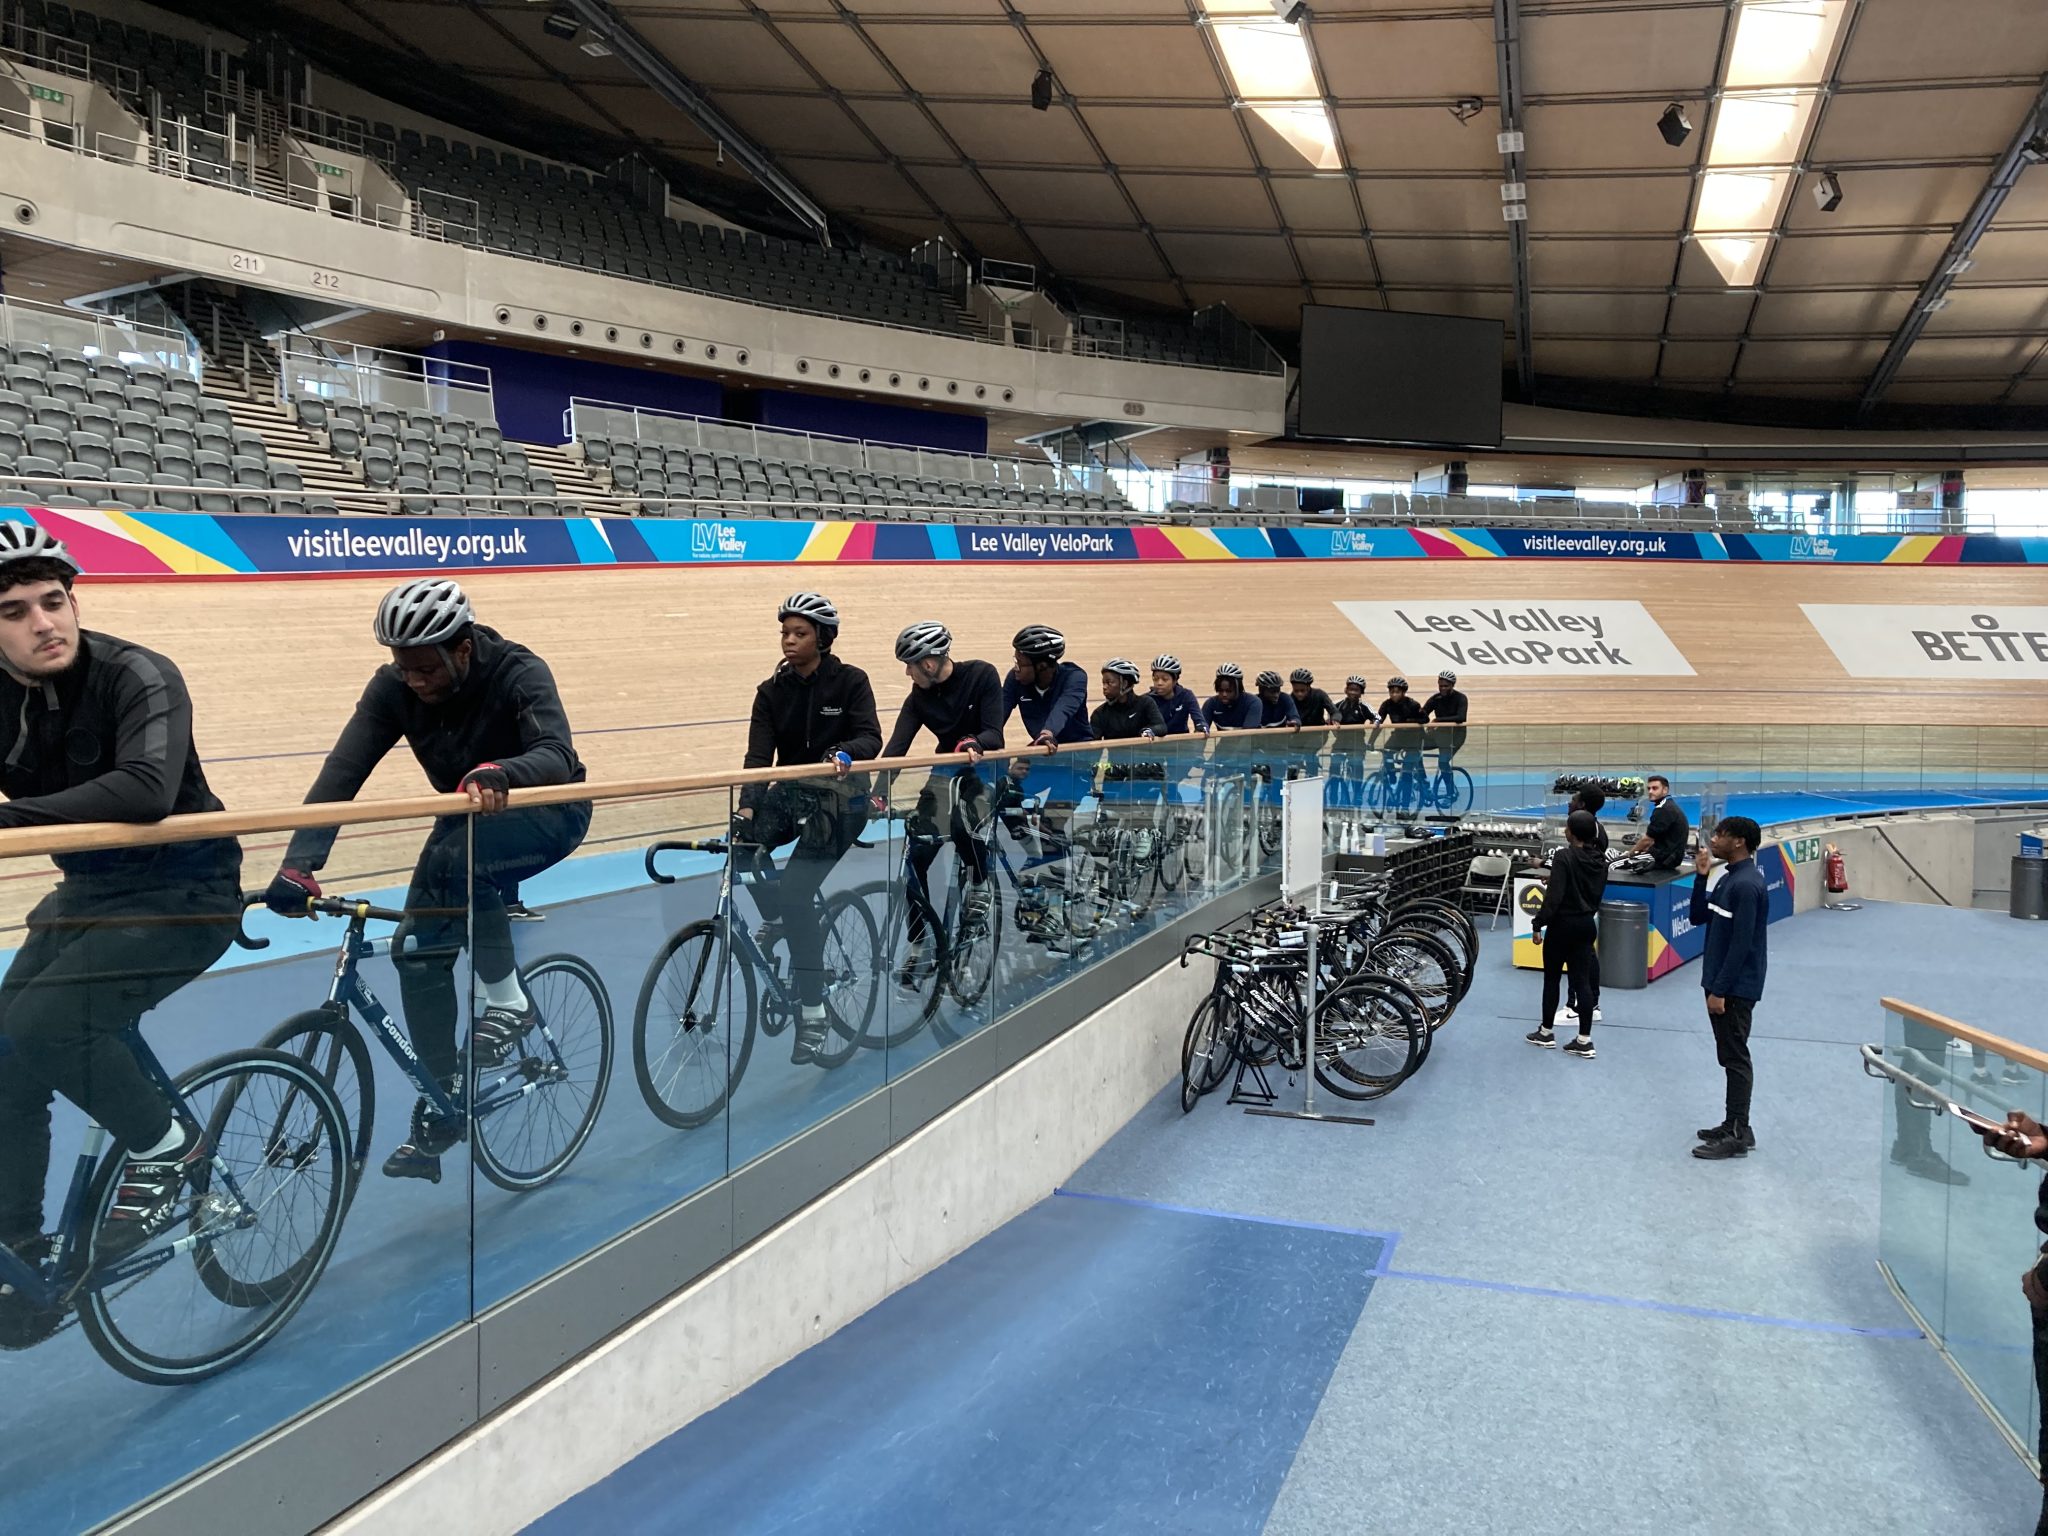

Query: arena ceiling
[224,1,2048,413]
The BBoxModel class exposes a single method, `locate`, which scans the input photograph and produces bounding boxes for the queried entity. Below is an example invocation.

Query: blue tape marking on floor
[1379,1267,1925,1339]
[522,1194,1387,1536]
[1053,1187,1403,1262]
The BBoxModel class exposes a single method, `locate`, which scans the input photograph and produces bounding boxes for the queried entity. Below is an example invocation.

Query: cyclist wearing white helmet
[1253,669,1301,728]
[1090,658,1163,741]
[882,621,1004,983]
[268,576,589,1183]
[1002,625,1093,748]
[1334,674,1378,726]
[1288,667,1334,728]
[1148,654,1207,736]
[1202,663,1261,731]
[1420,668,1471,778]
[738,593,882,1065]
[0,524,244,1268]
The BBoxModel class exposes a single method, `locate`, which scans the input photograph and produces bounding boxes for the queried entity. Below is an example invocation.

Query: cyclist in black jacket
[738,593,881,1065]
[1289,668,1334,727]
[884,621,1005,981]
[0,525,244,1265]
[266,577,589,1182]
[1090,658,1164,741]
[1333,675,1377,726]
[1419,669,1470,779]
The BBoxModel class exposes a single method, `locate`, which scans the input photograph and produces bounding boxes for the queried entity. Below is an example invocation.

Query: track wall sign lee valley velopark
[1333,600,1697,676]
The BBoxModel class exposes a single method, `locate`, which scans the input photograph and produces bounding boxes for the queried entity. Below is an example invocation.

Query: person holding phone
[1691,816,1768,1161]
[1967,1109,2048,1536]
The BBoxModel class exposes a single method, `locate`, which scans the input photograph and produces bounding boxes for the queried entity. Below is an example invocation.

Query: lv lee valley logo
[1335,600,1696,676]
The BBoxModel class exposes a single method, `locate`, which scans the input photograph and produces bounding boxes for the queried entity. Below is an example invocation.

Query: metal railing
[0,293,200,378]
[561,398,1112,495]
[278,338,497,427]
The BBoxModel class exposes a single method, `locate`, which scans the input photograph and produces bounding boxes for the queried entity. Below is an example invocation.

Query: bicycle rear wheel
[1314,978,1426,1100]
[849,880,948,1045]
[80,1050,349,1386]
[809,891,882,1071]
[633,920,758,1129]
[947,876,1002,1010]
[1366,929,1462,1030]
[256,1006,375,1197]
[1434,766,1475,815]
[1180,995,1231,1113]
[473,953,613,1190]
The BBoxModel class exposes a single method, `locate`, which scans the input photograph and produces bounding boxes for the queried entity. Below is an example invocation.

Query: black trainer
[792,1010,829,1066]
[471,1003,535,1067]
[382,1079,465,1183]
[0,1233,63,1350]
[1698,1122,1757,1149]
[97,1124,204,1262]
[1561,1036,1596,1060]
[1693,1126,1751,1160]
[1525,1026,1557,1049]
[505,901,544,922]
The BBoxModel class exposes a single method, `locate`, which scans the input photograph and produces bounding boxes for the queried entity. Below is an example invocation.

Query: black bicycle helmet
[1012,624,1065,662]
[1289,667,1314,685]
[1255,669,1283,690]
[1345,674,1367,690]
[1152,653,1182,677]
[895,620,952,663]
[1387,676,1408,690]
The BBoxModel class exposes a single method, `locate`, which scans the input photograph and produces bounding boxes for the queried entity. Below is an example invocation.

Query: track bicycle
[633,837,882,1127]
[1363,732,1475,818]
[0,923,350,1384]
[249,893,612,1191]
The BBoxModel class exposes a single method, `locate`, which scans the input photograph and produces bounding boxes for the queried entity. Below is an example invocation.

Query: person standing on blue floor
[882,621,1005,984]
[1202,663,1261,731]
[1527,809,1606,1060]
[1691,814,1768,1160]
[1148,655,1208,736]
[736,593,880,1067]
[1253,670,1301,727]
[1964,1111,2048,1536]
[268,577,590,1183]
[1289,668,1333,727]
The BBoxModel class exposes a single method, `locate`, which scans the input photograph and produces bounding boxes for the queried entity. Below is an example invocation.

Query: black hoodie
[1533,843,1608,931]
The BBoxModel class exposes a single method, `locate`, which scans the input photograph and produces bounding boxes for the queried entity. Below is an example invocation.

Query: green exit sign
[30,85,65,104]
[316,162,344,178]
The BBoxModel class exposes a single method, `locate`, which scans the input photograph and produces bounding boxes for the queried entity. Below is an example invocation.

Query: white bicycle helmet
[1214,662,1244,683]
[1152,653,1182,677]
[0,522,77,578]
[1345,674,1367,690]
[375,577,473,648]
[1438,669,1458,685]
[1101,658,1141,683]
[895,620,952,663]
[779,591,839,629]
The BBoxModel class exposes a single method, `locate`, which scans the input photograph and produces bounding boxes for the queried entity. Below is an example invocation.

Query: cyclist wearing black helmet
[883,621,1004,982]
[1376,675,1426,776]
[1202,663,1260,731]
[737,593,881,1065]
[1253,669,1301,728]
[268,577,589,1183]
[1090,658,1164,741]
[1420,668,1471,778]
[1334,675,1378,726]
[1289,667,1334,727]
[1148,655,1207,736]
[0,525,244,1268]
[1002,625,1092,748]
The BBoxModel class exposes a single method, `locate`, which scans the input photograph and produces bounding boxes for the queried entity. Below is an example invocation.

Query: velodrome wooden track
[15,557,2039,918]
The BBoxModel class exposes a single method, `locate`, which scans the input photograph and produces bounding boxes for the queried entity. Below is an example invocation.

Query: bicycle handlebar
[645,838,733,884]
[240,889,413,926]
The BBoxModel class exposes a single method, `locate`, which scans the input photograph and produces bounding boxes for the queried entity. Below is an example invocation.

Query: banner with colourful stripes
[2,505,2039,576]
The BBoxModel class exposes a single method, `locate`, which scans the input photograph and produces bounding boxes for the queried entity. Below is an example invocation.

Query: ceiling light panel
[1722,0,1850,91]
[1706,91,1819,167]
[1201,3,1340,170]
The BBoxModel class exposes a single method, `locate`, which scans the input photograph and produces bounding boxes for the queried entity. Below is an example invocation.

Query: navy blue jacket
[1003,662,1094,744]
[1256,691,1301,727]
[1690,857,1768,1001]
[1202,692,1261,730]
[1153,685,1208,735]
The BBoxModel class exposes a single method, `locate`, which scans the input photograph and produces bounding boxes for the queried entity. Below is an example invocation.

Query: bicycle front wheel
[633,920,758,1129]
[809,892,882,1071]
[473,953,613,1190]
[80,1049,349,1386]
[1434,767,1475,815]
[256,1006,375,1199]
[1314,978,1426,1100]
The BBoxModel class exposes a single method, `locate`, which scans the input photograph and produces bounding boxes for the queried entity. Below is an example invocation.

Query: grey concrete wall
[321,953,1212,1536]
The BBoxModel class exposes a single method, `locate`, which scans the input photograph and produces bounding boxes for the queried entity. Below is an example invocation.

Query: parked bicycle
[634,837,882,1127]
[250,893,612,1192]
[0,924,350,1385]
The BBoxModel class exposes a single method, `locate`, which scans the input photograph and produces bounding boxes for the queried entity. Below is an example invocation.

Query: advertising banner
[1800,604,2048,680]
[1333,599,1697,676]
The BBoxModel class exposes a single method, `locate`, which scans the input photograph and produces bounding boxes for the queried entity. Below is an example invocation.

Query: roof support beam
[559,0,831,245]
[1857,73,2048,415]
[1492,0,1534,399]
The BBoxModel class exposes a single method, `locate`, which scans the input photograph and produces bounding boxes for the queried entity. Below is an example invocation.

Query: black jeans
[906,769,991,943]
[1539,913,1599,1033]
[0,879,240,1241]
[743,786,869,1011]
[395,801,590,1081]
[1709,994,1756,1126]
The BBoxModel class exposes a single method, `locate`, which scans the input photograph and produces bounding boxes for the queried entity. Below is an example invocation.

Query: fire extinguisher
[1823,843,1848,895]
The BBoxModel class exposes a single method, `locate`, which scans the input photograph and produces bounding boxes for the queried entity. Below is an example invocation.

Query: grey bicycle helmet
[1101,657,1141,683]
[779,591,839,646]
[1438,669,1458,684]
[1387,676,1408,690]
[1012,624,1065,662]
[1345,674,1367,690]
[1255,669,1283,690]
[1290,667,1314,685]
[0,522,77,579]
[895,620,952,663]
[1214,662,1243,683]
[1152,653,1182,677]
[374,577,473,648]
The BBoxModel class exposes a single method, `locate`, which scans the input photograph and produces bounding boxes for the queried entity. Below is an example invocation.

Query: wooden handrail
[1882,997,2048,1077]
[0,722,1343,860]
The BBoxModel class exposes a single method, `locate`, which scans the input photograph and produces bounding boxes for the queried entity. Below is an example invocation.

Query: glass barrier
[1876,1004,2044,1471]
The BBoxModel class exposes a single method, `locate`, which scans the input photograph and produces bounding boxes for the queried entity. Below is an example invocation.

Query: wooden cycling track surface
[22,557,2044,916]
